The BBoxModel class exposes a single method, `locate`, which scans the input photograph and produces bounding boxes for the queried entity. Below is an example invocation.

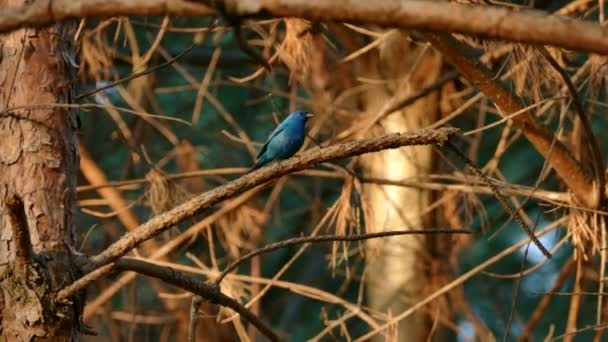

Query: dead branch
[1,1,608,54]
[112,257,280,342]
[215,229,473,285]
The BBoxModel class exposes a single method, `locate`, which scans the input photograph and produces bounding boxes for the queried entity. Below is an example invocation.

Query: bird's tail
[247,156,267,173]
[247,162,261,173]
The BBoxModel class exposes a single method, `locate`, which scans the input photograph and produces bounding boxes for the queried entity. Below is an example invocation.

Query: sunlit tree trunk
[356,32,444,341]
[298,23,450,339]
[0,0,82,340]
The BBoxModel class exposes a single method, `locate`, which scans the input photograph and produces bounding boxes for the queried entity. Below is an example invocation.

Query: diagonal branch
[84,128,456,272]
[423,33,598,208]
[445,140,551,258]
[536,46,605,206]
[56,127,457,301]
[112,257,280,342]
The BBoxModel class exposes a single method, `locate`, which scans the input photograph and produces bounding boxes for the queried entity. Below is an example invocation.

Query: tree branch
[424,33,598,208]
[112,258,280,342]
[0,0,212,34]
[536,46,605,206]
[215,229,473,285]
[55,127,456,302]
[1,1,608,54]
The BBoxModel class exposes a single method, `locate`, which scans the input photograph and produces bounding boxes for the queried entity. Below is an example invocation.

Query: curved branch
[112,258,280,342]
[215,229,473,285]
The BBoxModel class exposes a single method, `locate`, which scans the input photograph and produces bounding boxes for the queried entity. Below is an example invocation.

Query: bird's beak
[306,113,314,119]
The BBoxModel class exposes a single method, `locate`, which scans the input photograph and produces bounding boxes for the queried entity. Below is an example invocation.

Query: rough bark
[0,0,81,340]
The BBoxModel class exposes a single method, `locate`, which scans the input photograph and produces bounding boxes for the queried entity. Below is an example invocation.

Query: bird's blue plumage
[249,110,313,171]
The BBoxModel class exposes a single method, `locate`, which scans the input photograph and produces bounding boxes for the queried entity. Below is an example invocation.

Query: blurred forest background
[3,0,608,341]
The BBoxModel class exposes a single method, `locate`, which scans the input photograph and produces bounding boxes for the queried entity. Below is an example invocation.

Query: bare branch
[215,229,473,285]
[112,258,280,342]
[1,1,608,54]
[0,0,212,33]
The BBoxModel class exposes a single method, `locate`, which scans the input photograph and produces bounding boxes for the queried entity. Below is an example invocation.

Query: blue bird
[249,110,314,171]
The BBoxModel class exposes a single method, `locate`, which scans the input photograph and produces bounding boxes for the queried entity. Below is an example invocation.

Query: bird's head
[290,110,314,123]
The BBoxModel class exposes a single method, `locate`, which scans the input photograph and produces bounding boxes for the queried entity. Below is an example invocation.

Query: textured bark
[0,0,81,340]
[1,0,608,55]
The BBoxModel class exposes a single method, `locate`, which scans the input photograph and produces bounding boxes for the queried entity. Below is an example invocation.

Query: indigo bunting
[249,110,313,171]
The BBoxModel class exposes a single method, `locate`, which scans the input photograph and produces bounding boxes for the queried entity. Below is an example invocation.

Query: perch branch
[55,127,457,301]
[84,127,456,271]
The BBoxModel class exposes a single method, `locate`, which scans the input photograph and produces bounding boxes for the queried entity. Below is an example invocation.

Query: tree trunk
[0,0,81,340]
[299,24,450,340]
[356,32,444,341]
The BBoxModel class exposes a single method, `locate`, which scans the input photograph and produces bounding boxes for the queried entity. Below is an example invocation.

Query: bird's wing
[256,124,285,159]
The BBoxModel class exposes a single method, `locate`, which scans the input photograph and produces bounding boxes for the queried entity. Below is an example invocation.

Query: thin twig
[378,70,459,122]
[215,229,473,285]
[519,258,576,341]
[233,23,271,70]
[74,44,194,101]
[188,296,204,342]
[113,258,280,342]
[445,139,552,258]
[354,220,562,341]
[565,258,584,340]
